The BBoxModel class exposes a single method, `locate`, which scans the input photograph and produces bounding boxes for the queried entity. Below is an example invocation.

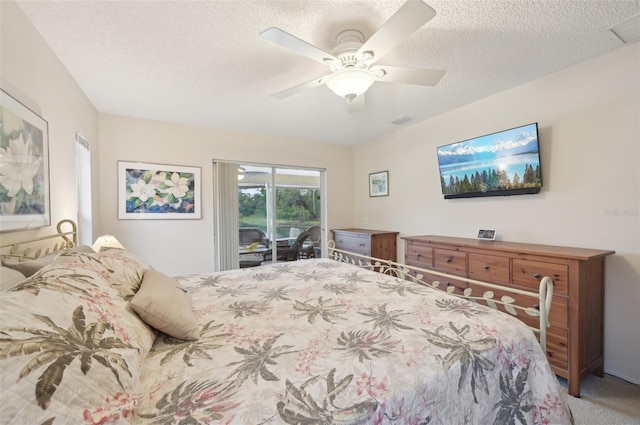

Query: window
[75,131,92,246]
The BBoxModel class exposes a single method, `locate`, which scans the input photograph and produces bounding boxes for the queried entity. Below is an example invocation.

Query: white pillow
[1,246,94,279]
[129,269,200,340]
[0,266,26,291]
[2,252,59,277]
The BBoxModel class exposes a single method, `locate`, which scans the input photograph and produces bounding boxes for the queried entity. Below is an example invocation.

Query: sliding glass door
[214,160,324,271]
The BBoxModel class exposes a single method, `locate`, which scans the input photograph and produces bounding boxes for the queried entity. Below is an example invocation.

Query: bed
[0,221,573,424]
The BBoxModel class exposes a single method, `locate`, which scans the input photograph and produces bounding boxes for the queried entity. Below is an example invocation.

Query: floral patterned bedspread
[137,259,573,424]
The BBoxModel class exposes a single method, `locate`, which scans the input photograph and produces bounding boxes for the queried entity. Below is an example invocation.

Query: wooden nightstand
[331,229,398,263]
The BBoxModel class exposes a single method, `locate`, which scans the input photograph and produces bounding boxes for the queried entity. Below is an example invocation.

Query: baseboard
[604,368,640,386]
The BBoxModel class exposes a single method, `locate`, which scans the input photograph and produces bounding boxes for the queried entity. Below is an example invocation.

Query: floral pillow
[0,252,155,424]
[47,249,150,299]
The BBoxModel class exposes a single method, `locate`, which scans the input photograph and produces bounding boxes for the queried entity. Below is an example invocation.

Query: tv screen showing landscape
[437,123,542,199]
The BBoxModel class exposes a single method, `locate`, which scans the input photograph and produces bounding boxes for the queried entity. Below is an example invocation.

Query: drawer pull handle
[533,273,541,279]
[446,282,452,286]
[416,253,421,258]
[359,243,365,247]
[446,257,453,263]
[483,264,489,270]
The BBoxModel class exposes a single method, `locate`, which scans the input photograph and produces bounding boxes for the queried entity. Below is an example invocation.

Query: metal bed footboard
[327,242,554,352]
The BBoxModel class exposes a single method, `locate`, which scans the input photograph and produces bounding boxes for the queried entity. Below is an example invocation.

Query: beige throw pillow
[129,269,200,340]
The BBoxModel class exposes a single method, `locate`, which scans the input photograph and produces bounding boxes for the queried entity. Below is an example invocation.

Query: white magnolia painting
[0,90,50,232]
[118,161,201,220]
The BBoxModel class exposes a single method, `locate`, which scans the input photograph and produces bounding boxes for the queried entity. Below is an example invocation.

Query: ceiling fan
[260,0,445,112]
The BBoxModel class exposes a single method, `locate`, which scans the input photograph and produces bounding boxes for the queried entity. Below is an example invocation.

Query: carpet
[560,374,640,425]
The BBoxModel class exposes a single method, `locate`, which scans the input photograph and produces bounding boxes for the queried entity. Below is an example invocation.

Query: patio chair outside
[276,228,311,261]
[299,225,321,258]
[239,227,269,248]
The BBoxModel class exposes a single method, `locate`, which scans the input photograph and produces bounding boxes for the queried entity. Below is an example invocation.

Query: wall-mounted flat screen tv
[437,122,542,199]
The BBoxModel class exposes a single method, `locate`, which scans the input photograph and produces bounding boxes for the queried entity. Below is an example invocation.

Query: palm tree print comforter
[138,259,573,424]
[0,251,573,424]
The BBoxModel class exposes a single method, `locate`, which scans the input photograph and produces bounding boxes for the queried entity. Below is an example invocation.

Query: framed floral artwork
[0,89,50,232]
[369,170,389,197]
[118,161,201,219]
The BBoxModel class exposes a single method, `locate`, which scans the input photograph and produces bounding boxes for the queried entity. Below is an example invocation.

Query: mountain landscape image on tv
[437,123,542,199]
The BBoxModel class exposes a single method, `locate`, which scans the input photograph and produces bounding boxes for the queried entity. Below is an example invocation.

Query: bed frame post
[538,276,554,353]
[56,219,78,247]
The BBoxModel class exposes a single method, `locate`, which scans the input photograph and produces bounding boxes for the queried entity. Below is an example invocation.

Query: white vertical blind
[212,161,239,271]
[75,131,92,246]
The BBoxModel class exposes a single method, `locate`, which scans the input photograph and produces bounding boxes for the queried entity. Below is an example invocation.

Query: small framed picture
[477,229,496,240]
[369,171,389,197]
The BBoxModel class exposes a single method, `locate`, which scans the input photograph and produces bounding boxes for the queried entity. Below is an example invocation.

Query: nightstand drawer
[334,233,370,256]
[434,248,467,274]
[469,253,510,284]
[512,259,568,295]
[405,240,433,269]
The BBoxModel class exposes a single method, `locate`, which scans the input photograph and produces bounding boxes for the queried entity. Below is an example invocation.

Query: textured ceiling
[16,0,640,145]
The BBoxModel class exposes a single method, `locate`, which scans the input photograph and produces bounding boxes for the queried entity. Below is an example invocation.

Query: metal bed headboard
[0,220,78,261]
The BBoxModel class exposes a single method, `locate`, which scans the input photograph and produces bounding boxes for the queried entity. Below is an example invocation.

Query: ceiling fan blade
[347,94,366,113]
[371,65,445,86]
[260,27,339,65]
[269,75,330,99]
[357,1,436,63]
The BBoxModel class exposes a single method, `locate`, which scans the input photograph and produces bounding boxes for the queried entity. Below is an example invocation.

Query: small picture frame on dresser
[477,229,496,240]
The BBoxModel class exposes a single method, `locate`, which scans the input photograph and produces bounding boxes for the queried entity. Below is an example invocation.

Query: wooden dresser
[332,229,398,263]
[402,235,614,397]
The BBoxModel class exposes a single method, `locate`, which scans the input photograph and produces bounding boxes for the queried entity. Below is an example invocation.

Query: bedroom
[1,0,638,419]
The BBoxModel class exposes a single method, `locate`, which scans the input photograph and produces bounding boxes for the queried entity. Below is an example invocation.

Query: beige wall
[1,1,100,243]
[98,114,354,276]
[353,43,640,384]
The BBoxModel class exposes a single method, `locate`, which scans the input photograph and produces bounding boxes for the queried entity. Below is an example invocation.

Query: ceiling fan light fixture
[326,69,375,100]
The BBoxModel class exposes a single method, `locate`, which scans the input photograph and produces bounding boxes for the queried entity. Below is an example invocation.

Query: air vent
[607,13,640,44]
[391,115,411,125]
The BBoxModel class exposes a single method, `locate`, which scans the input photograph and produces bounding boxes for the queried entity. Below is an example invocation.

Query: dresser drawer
[545,327,569,371]
[512,259,568,295]
[468,253,510,284]
[405,240,433,269]
[417,271,469,296]
[334,232,371,256]
[434,248,467,274]
[468,283,568,329]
